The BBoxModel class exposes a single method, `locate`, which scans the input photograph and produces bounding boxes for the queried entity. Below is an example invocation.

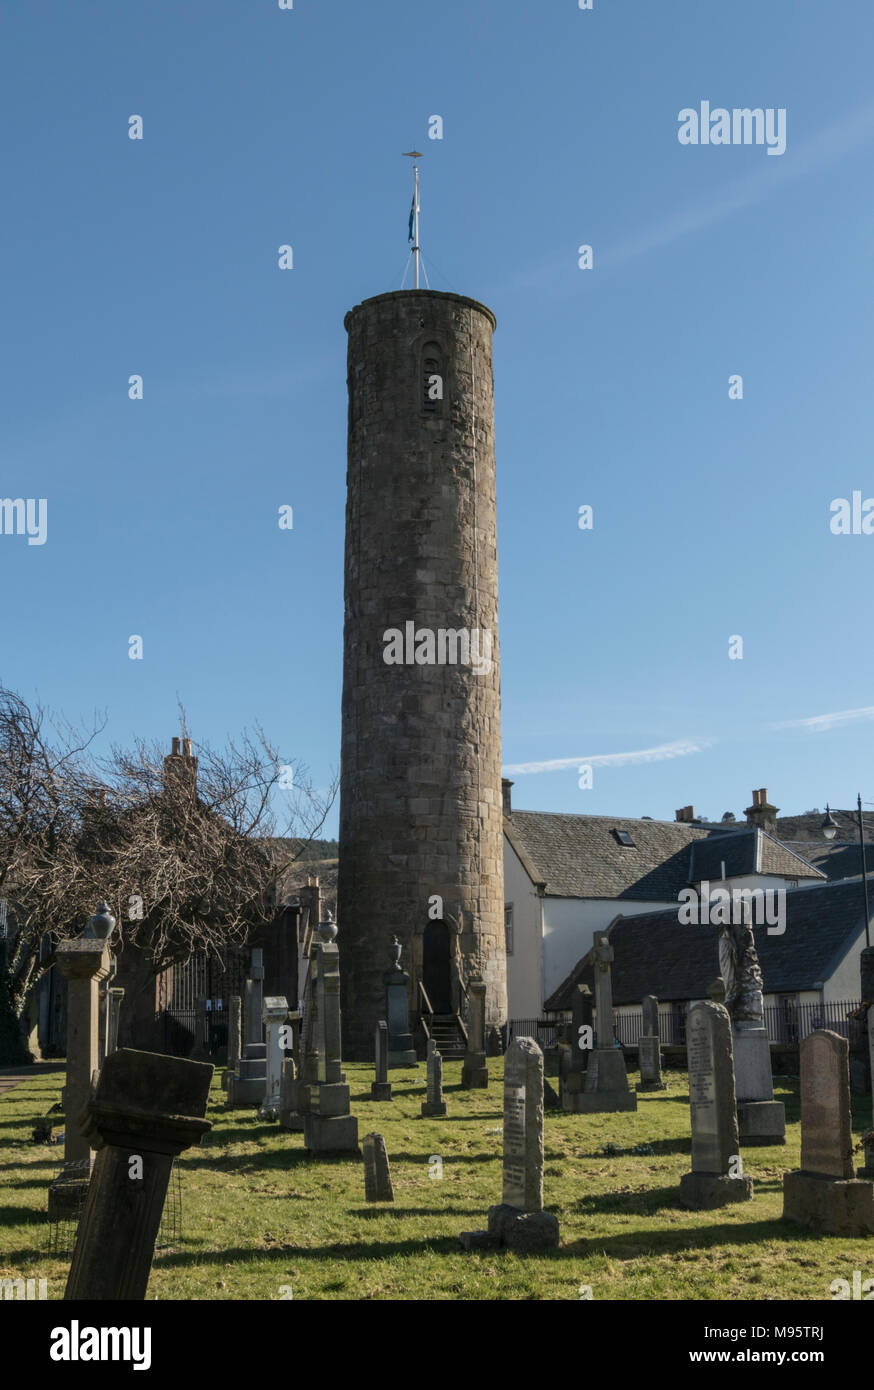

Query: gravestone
[371,1020,392,1102]
[560,983,592,1109]
[384,936,417,1067]
[707,977,726,1004]
[64,1049,212,1299]
[461,976,489,1089]
[783,1029,874,1235]
[48,921,112,1219]
[422,1044,447,1116]
[303,927,359,1153]
[278,1057,304,1132]
[637,993,666,1092]
[227,951,267,1107]
[679,1001,754,1209]
[362,1132,394,1202]
[223,995,242,1092]
[733,1021,785,1144]
[574,939,636,1112]
[460,1037,560,1253]
[258,996,289,1118]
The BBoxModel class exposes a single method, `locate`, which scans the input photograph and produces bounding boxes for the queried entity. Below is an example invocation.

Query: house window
[504,903,514,956]
[614,829,635,847]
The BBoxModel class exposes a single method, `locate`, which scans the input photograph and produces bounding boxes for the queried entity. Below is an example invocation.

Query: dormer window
[614,829,635,847]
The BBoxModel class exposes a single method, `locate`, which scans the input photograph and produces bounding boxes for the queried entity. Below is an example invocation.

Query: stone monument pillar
[303,925,359,1154]
[679,1001,754,1209]
[719,920,785,1143]
[363,1133,394,1202]
[461,976,489,1089]
[384,936,416,1068]
[576,938,636,1113]
[559,983,592,1110]
[223,994,242,1093]
[64,1049,213,1300]
[371,1020,392,1102]
[460,1037,559,1253]
[226,949,267,1107]
[783,1029,874,1235]
[52,924,112,1204]
[421,1045,447,1117]
[258,995,289,1118]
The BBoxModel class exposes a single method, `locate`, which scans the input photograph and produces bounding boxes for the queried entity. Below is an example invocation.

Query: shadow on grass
[559,1215,832,1260]
[349,1206,487,1218]
[574,1136,691,1159]
[0,1205,45,1225]
[154,1234,462,1268]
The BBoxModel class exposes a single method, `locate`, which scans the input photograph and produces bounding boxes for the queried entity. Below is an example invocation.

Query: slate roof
[544,879,868,1010]
[504,813,823,901]
[777,841,874,882]
[504,812,712,900]
[688,829,824,884]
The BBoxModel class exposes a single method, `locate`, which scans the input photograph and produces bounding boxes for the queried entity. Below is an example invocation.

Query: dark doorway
[423,920,452,1014]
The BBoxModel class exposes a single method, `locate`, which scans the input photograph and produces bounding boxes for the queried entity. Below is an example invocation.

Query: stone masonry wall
[338,290,507,1058]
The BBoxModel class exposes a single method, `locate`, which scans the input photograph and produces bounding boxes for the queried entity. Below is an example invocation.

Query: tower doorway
[423,919,452,1014]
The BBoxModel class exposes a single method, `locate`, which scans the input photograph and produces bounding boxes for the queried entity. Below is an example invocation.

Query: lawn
[1,1060,872,1300]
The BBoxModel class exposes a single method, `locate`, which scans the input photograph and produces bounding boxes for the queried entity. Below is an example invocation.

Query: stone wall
[338,290,507,1057]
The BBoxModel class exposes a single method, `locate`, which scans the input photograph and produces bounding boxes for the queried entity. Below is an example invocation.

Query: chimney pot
[171,737,181,756]
[502,778,514,816]
[182,738,192,758]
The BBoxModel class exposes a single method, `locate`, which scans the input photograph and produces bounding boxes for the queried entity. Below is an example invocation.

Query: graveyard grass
[2,1062,872,1301]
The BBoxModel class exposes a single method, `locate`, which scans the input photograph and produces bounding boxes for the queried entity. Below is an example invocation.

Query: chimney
[502,779,513,817]
[162,735,198,797]
[675,805,695,823]
[744,787,778,833]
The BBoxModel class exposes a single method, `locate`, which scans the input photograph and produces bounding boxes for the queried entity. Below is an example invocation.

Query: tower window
[421,342,444,413]
[504,903,514,955]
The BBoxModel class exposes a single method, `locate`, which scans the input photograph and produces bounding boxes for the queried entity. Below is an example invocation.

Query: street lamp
[821,805,838,840]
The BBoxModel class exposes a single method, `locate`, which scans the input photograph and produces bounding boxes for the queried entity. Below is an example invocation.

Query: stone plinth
[679,1001,753,1210]
[55,937,112,1169]
[734,1024,785,1145]
[574,1047,637,1113]
[637,1035,666,1092]
[64,1049,212,1300]
[303,937,358,1154]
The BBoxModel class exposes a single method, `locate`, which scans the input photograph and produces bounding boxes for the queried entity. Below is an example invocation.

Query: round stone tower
[338,289,507,1059]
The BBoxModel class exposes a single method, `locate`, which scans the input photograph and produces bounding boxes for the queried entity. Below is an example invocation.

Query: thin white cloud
[503,738,710,776]
[773,706,874,734]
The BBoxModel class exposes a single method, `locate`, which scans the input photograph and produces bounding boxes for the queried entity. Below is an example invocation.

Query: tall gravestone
[258,995,289,1118]
[384,936,417,1068]
[720,921,785,1144]
[105,986,124,1059]
[362,1132,394,1202]
[576,939,636,1113]
[48,918,112,1219]
[227,949,267,1107]
[64,1049,212,1300]
[559,983,592,1110]
[223,994,242,1092]
[422,1045,447,1117]
[637,993,666,1092]
[460,1037,559,1253]
[462,977,489,1089]
[371,1020,392,1102]
[783,1030,874,1235]
[303,926,359,1154]
[679,1001,753,1209]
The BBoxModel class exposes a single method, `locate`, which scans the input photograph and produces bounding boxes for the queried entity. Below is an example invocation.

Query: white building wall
[541,897,676,1006]
[503,839,543,1018]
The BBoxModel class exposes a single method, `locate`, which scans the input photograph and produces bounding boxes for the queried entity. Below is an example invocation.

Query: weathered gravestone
[48,919,112,1219]
[461,976,489,1089]
[459,1037,560,1253]
[303,927,359,1153]
[258,995,289,1118]
[227,950,267,1107]
[384,936,417,1068]
[371,1020,392,1102]
[637,993,666,1092]
[278,1057,304,1131]
[782,1030,874,1235]
[576,939,636,1113]
[64,1049,212,1300]
[223,994,242,1092]
[560,983,592,1110]
[362,1132,394,1202]
[719,920,785,1144]
[679,1001,754,1209]
[421,1043,447,1117]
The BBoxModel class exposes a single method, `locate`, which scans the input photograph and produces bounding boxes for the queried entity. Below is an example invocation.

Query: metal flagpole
[403,150,422,289]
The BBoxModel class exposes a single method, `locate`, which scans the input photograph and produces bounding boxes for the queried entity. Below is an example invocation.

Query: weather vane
[402,150,426,289]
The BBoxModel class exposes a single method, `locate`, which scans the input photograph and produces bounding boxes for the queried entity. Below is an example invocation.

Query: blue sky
[2,0,873,836]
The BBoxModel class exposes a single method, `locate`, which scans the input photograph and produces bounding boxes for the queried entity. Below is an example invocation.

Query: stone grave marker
[362,1132,394,1202]
[278,1057,304,1131]
[560,983,592,1110]
[64,1048,213,1300]
[258,995,289,1118]
[460,1036,559,1253]
[575,938,636,1113]
[461,976,489,1088]
[384,936,417,1067]
[421,1045,447,1117]
[303,926,359,1153]
[371,1020,392,1101]
[679,1001,753,1209]
[637,993,666,1092]
[783,1029,874,1235]
[227,951,267,1107]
